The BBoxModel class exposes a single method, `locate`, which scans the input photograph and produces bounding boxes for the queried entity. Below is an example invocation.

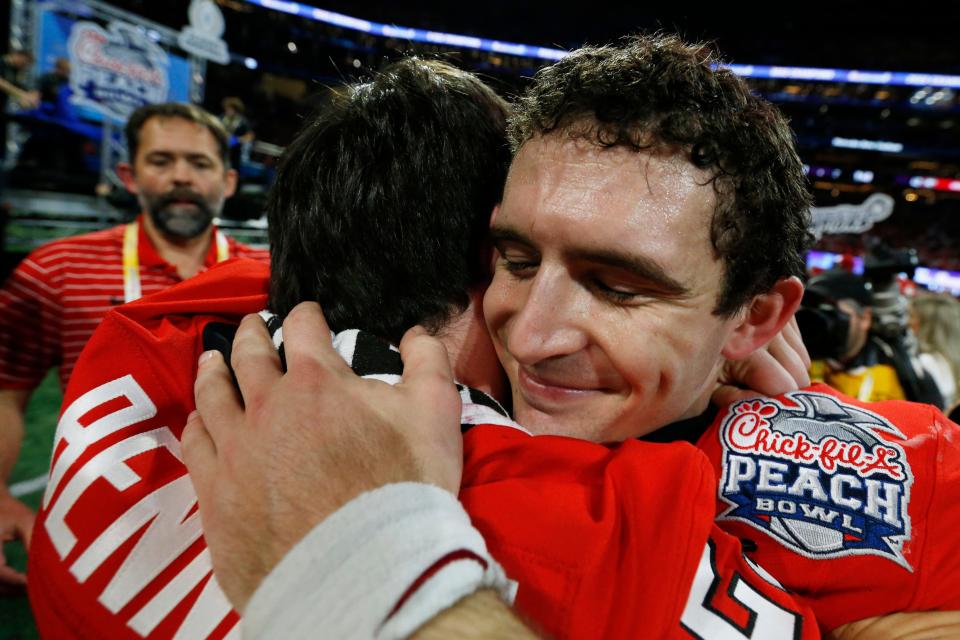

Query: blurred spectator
[911,293,960,411]
[37,57,70,107]
[0,48,38,175]
[800,269,944,406]
[0,49,38,111]
[0,102,268,594]
[220,96,253,141]
[220,96,254,171]
[13,57,86,182]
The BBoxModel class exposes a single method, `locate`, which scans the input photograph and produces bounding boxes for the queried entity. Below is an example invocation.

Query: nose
[171,158,195,186]
[505,268,588,366]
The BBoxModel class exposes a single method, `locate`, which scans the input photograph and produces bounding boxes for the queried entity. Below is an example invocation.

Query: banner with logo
[37,9,191,123]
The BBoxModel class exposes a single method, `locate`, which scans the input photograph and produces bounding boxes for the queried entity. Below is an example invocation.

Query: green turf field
[1,370,61,640]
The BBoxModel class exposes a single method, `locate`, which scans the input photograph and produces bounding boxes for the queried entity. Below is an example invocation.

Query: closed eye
[592,278,641,303]
[501,255,538,274]
[494,240,539,277]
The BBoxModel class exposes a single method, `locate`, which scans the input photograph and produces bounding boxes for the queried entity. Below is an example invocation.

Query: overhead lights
[905,176,960,193]
[831,137,904,153]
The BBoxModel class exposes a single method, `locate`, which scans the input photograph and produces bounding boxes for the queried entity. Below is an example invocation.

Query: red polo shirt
[0,216,268,392]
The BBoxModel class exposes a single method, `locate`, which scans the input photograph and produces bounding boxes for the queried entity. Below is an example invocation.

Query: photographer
[801,265,945,407]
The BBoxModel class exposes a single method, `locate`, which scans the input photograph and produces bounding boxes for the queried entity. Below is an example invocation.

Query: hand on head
[713,314,812,407]
[181,302,463,610]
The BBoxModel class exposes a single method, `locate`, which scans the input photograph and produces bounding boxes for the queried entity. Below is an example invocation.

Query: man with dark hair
[26,59,517,639]
[267,59,511,345]
[186,37,959,637]
[124,102,231,168]
[507,36,812,318]
[0,101,266,593]
[485,35,812,441]
[27,40,959,640]
[27,55,811,639]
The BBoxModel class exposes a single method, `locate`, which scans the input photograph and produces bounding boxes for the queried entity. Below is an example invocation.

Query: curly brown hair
[508,34,813,316]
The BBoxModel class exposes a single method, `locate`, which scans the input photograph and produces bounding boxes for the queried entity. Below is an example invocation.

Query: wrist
[243,482,513,640]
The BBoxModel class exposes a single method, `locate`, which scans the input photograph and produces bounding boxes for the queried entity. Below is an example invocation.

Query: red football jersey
[28,259,818,639]
[28,259,271,640]
[696,386,960,633]
[461,426,818,639]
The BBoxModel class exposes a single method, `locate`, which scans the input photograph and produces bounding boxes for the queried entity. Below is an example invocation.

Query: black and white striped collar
[259,311,524,433]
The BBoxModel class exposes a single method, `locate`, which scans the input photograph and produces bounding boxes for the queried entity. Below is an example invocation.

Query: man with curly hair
[31,35,960,640]
[193,35,958,637]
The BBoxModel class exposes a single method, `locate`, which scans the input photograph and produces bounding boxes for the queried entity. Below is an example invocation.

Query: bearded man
[0,102,266,592]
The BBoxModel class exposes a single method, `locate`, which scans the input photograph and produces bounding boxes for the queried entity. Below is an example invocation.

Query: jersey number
[680,540,800,640]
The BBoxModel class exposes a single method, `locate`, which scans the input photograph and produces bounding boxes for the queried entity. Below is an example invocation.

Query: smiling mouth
[516,366,603,409]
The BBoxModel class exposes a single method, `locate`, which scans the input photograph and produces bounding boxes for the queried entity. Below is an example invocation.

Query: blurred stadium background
[1,1,958,636]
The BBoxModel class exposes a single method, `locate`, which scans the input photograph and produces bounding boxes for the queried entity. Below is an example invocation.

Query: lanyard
[122,220,229,303]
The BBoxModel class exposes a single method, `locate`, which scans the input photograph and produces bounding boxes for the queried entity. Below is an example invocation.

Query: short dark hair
[267,58,512,343]
[125,102,230,167]
[509,34,813,316]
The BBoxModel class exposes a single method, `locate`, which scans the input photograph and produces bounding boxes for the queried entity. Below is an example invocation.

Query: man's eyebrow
[489,226,534,248]
[570,247,692,298]
[144,150,215,161]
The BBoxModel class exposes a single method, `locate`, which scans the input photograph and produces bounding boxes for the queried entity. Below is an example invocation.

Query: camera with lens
[796,270,869,361]
[796,244,918,361]
[795,298,849,361]
[862,244,918,341]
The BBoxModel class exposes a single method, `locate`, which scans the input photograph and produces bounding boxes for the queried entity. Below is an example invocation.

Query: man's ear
[224,168,238,199]
[722,276,805,360]
[115,162,138,195]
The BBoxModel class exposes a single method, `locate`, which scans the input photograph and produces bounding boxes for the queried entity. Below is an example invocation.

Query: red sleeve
[27,262,267,640]
[0,253,63,390]
[914,405,960,611]
[460,427,819,639]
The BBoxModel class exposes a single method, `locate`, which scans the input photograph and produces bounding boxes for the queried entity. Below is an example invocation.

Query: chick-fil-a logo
[717,391,913,567]
[67,20,169,121]
[725,400,906,480]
